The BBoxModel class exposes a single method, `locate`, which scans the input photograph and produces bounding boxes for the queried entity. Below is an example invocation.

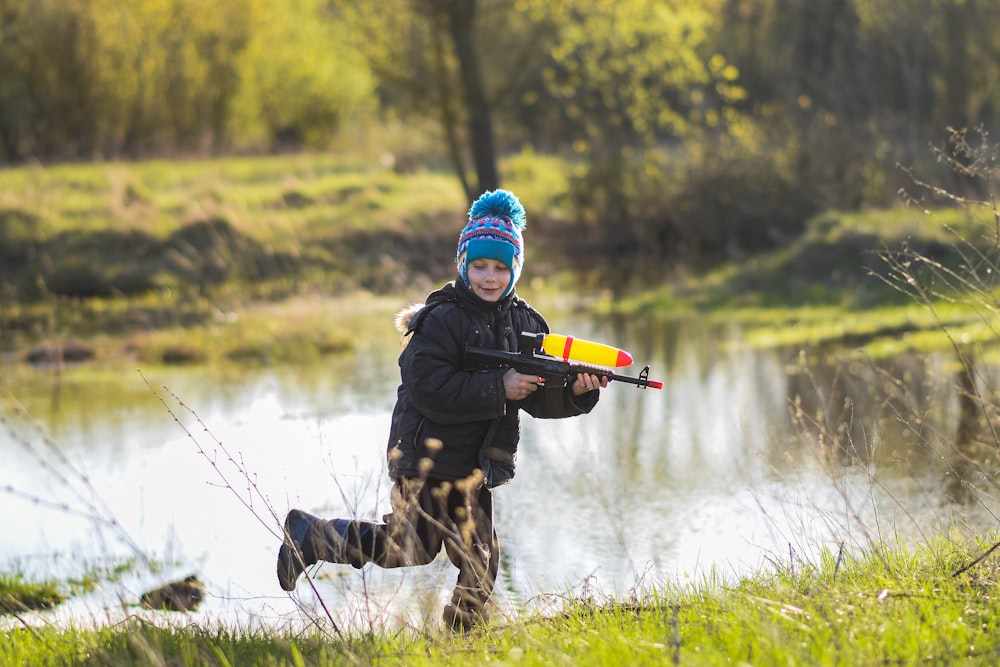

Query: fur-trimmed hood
[393,302,424,336]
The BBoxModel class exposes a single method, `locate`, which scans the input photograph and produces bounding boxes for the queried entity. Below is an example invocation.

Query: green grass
[0,150,572,265]
[1,293,360,368]
[0,151,578,361]
[5,533,1000,665]
[607,206,1000,359]
[0,153,471,309]
[624,206,1000,311]
[0,573,65,616]
[126,296,357,366]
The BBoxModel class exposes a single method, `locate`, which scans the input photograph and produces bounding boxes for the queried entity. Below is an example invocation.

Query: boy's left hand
[572,373,609,396]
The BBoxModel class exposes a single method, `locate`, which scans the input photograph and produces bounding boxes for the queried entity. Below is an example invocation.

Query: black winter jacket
[387,280,599,488]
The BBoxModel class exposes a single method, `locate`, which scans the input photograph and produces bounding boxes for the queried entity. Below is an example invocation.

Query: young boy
[277,189,607,630]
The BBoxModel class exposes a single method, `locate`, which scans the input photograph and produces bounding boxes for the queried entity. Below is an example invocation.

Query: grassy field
[611,205,1000,361]
[3,152,998,369]
[5,531,1000,665]
[0,152,578,365]
[3,152,999,367]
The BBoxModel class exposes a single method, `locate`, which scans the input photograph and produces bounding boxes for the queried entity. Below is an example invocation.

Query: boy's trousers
[340,475,499,614]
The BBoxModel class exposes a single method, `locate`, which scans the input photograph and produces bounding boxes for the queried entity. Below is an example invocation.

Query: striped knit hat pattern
[456,189,526,299]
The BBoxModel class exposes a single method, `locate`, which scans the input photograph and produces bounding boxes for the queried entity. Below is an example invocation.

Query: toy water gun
[465,332,663,390]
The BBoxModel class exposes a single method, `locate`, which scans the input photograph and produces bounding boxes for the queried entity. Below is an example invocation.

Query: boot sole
[276,541,303,591]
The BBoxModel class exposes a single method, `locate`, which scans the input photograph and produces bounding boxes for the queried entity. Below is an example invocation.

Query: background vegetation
[3,0,998,287]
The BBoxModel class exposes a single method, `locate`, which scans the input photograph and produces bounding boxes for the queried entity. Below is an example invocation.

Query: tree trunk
[439,0,499,195]
[429,14,473,200]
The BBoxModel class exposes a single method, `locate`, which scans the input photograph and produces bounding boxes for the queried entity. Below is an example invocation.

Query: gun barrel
[608,370,663,390]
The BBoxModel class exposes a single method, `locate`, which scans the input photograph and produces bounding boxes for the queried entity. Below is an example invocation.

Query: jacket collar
[403,280,516,335]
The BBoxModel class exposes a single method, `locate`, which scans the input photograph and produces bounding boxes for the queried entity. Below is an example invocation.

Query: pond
[1,296,996,632]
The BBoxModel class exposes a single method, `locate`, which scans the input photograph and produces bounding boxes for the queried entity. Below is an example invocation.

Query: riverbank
[4,531,1000,665]
[3,153,996,369]
[609,205,1000,362]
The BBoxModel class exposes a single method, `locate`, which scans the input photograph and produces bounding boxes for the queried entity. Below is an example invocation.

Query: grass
[0,555,149,618]
[607,205,1000,360]
[1,293,360,368]
[0,573,65,616]
[0,153,469,318]
[4,151,998,366]
[4,533,1000,664]
[0,151,577,362]
[0,151,575,305]
[125,296,358,366]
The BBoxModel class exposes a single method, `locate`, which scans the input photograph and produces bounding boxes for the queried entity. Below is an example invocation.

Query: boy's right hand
[503,369,543,401]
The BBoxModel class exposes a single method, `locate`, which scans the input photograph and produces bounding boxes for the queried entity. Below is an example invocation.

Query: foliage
[543,0,742,145]
[0,0,377,160]
[235,0,375,150]
[3,1,1000,275]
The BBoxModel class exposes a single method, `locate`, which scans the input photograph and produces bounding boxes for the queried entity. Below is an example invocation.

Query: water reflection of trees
[945,349,1000,504]
[556,311,1000,511]
[785,347,1000,504]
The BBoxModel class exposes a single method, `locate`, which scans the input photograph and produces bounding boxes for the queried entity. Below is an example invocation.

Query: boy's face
[466,258,512,302]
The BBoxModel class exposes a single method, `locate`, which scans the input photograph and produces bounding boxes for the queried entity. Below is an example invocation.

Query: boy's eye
[470,261,509,271]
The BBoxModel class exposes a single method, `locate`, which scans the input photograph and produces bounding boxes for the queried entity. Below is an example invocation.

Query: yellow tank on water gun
[539,334,633,368]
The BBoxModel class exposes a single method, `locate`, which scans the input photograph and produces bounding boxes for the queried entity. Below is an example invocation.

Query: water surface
[1,298,993,631]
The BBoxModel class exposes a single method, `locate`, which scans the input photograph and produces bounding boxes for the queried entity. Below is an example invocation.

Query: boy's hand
[572,372,609,396]
[503,369,543,401]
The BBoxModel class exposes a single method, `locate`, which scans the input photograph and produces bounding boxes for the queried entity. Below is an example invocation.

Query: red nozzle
[647,380,663,390]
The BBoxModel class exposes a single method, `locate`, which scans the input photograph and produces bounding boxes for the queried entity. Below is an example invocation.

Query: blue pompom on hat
[456,189,526,299]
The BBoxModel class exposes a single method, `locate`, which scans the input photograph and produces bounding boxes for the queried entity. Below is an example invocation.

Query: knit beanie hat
[456,189,526,299]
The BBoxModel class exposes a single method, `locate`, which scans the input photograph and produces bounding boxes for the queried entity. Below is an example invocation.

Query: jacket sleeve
[401,310,508,425]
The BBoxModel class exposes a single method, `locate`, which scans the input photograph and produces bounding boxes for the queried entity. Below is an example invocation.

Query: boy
[277,189,607,630]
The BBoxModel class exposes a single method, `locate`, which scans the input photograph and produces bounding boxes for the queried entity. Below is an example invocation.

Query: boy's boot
[276,509,353,591]
[442,586,492,632]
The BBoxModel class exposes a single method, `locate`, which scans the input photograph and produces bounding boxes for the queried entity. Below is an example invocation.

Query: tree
[235,0,375,151]
[535,0,744,288]
[336,0,504,198]
[0,0,376,161]
[337,1,736,210]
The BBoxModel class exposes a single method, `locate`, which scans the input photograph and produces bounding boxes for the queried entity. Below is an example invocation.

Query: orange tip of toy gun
[541,333,634,368]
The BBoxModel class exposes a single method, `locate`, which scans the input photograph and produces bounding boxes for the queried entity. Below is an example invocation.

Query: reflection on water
[1,299,997,630]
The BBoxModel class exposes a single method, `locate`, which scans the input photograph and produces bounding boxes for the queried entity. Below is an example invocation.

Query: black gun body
[465,346,658,388]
